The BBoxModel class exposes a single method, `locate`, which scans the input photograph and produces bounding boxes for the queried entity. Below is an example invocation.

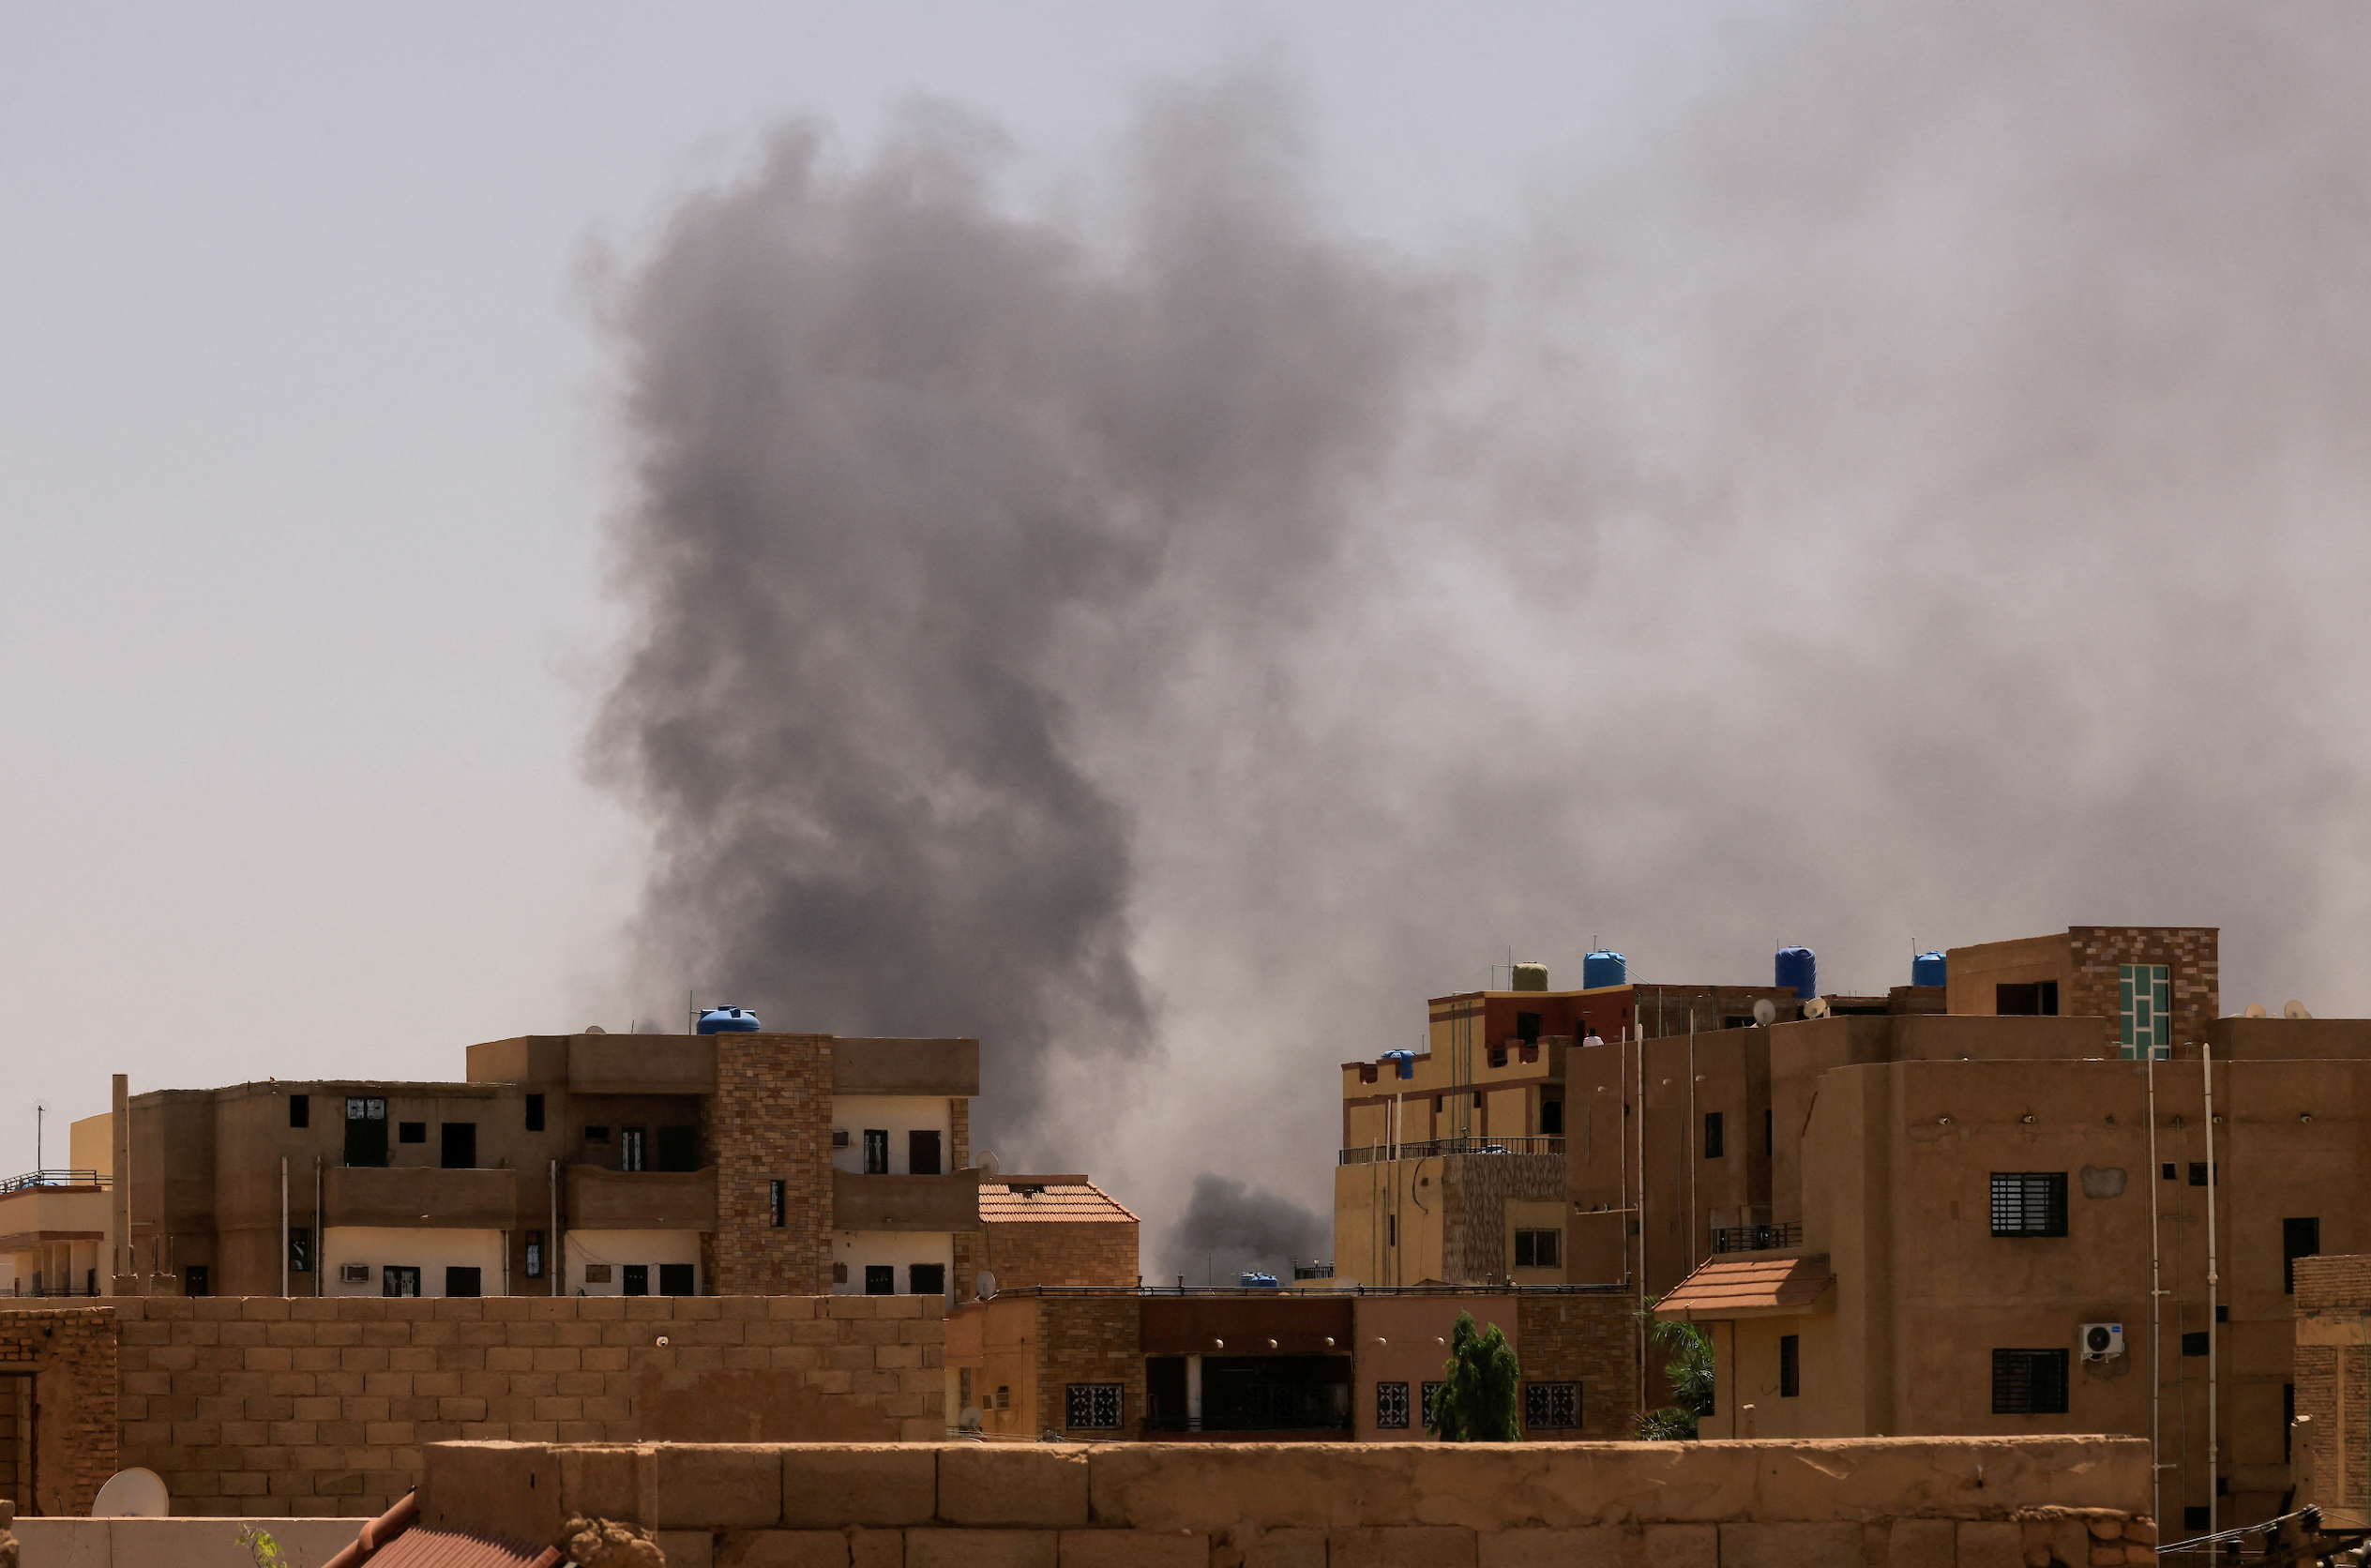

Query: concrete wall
[415,1435,2158,1568]
[16,1515,364,1568]
[93,1294,941,1518]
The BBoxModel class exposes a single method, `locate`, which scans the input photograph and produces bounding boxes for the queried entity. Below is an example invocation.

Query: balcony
[1709,1222,1803,1254]
[566,1164,717,1230]
[567,1035,717,1096]
[322,1166,518,1229]
[1337,1137,1564,1166]
[0,1169,110,1195]
[831,1168,981,1232]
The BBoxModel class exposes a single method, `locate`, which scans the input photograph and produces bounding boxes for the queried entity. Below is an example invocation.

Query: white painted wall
[830,1228,954,1302]
[322,1226,505,1297]
[563,1227,701,1295]
[829,1095,954,1175]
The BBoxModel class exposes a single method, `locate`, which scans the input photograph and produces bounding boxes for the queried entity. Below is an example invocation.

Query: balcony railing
[1337,1137,1564,1166]
[0,1169,111,1195]
[10,1283,101,1297]
[1709,1222,1802,1254]
[1140,1413,1354,1434]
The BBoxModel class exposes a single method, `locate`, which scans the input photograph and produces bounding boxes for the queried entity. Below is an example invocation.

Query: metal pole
[2204,1039,2220,1542]
[1687,1016,1699,1272]
[280,1156,290,1299]
[550,1158,562,1298]
[2147,1055,2162,1535]
[315,1157,324,1297]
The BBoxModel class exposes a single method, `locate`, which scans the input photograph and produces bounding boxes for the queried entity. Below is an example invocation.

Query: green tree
[1632,1299,1714,1440]
[1427,1309,1522,1440]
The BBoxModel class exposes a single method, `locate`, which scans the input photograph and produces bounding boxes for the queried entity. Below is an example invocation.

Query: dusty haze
[593,3,2371,1275]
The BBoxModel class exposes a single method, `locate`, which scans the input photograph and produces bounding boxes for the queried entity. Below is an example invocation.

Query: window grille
[1376,1382,1410,1429]
[1066,1383,1123,1429]
[1990,1173,2068,1237]
[1990,1349,2069,1414]
[1523,1382,1580,1430]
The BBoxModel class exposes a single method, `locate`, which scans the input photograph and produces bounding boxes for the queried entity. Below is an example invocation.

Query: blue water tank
[1774,947,1818,1001]
[1239,1272,1281,1289]
[1381,1049,1416,1081]
[1582,950,1628,989]
[1911,951,1948,988]
[697,1006,763,1034]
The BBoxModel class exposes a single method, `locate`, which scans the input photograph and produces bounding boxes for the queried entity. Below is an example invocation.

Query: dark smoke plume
[1160,1175,1331,1286]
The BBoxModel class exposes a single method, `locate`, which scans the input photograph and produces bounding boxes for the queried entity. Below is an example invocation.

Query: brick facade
[979,1220,1140,1291]
[706,1034,835,1295]
[0,1305,118,1516]
[2066,925,2219,1050]
[26,1294,943,1518]
[2292,1254,2371,1516]
[1441,1153,1565,1283]
[1035,1298,1145,1440]
[950,1097,974,1303]
[1517,1291,1642,1440]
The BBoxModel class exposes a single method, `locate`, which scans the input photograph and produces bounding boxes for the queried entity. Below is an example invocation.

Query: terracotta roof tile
[979,1180,1140,1224]
[1654,1254,1835,1319]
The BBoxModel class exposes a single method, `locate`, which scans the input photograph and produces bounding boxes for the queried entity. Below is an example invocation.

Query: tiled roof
[1653,1255,1835,1320]
[323,1494,561,1568]
[980,1178,1140,1224]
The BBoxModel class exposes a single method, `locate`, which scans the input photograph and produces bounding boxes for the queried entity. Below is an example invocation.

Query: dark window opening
[1704,1111,1725,1160]
[445,1266,482,1298]
[1516,1011,1542,1044]
[1488,1044,1507,1069]
[183,1264,209,1297]
[2163,1163,2178,1181]
[1539,1096,1563,1136]
[2184,1507,2211,1532]
[2285,1217,2321,1294]
[288,1228,311,1273]
[524,1230,545,1279]
[1991,1349,2069,1414]
[655,1125,698,1172]
[398,1121,427,1144]
[1996,981,2061,1016]
[659,1262,695,1296]
[769,1180,786,1228]
[2189,1162,2216,1186]
[1524,1382,1580,1429]
[1764,1108,1774,1154]
[1387,1214,1397,1247]
[584,1124,611,1144]
[525,1093,545,1132]
[1164,1355,1352,1432]
[1066,1383,1124,1430]
[910,1262,945,1297]
[1990,1172,2069,1237]
[382,1266,420,1298]
[622,1264,649,1296]
[862,1129,889,1175]
[289,1093,310,1129]
[864,1264,895,1296]
[2182,1332,2209,1357]
[1514,1229,1562,1269]
[2216,1304,2228,1323]
[1779,1334,1800,1398]
[344,1101,389,1168]
[1377,1380,1410,1429]
[621,1127,646,1171]
[909,1130,944,1176]
[441,1122,476,1169]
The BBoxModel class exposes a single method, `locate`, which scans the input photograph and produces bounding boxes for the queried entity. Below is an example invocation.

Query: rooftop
[1654,1255,1836,1320]
[979,1176,1140,1225]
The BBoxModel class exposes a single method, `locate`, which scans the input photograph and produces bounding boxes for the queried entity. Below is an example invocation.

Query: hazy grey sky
[8,5,2368,1264]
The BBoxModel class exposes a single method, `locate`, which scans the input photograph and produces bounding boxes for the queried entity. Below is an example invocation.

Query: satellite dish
[2286,1000,2315,1020]
[2243,1003,2269,1019]
[958,1405,984,1429]
[975,1151,1000,1181]
[1751,999,1778,1028]
[1802,996,1831,1020]
[582,1025,607,1034]
[974,1270,998,1300]
[93,1468,171,1517]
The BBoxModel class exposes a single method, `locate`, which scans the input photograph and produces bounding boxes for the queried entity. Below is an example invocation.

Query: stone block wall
[707,1035,836,1296]
[1517,1291,1639,1439]
[1440,1153,1563,1283]
[2292,1253,2371,1515]
[1035,1298,1146,1440]
[950,1098,974,1302]
[102,1294,941,1517]
[0,1304,118,1516]
[416,1435,2159,1568]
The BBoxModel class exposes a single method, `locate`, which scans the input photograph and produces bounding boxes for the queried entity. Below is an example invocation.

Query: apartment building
[98,1030,981,1302]
[944,1285,1636,1442]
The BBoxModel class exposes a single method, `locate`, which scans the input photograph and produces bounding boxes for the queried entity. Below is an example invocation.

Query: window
[831,1262,847,1284]
[288,1228,311,1273]
[2163,1163,2178,1181]
[910,1130,944,1176]
[2285,1217,2321,1293]
[340,1263,371,1285]
[2215,1304,2228,1322]
[446,1266,482,1298]
[290,1093,310,1129]
[184,1263,210,1297]
[525,1093,545,1132]
[344,1098,388,1168]
[621,1127,646,1171]
[864,1264,895,1296]
[1516,1011,1542,1044]
[1377,1382,1411,1429]
[1990,1173,2068,1237]
[1067,1383,1124,1430]
[1524,1382,1580,1430]
[911,1262,946,1297]
[1703,1111,1725,1160]
[1996,981,2060,1017]
[862,1130,889,1174]
[1387,1214,1397,1247]
[1514,1229,1563,1269]
[2120,964,2170,1059]
[769,1180,787,1228]
[623,1264,649,1296]
[1421,1381,1442,1429]
[1991,1349,2069,1414]
[2182,1331,2209,1357]
[2189,1162,2216,1186]
[659,1262,696,1296]
[2184,1507,2211,1533]
[441,1122,476,1169]
[582,1264,612,1285]
[1779,1334,1801,1398]
[584,1124,611,1145]
[382,1266,421,1298]
[1488,1044,1507,1069]
[655,1125,698,1171]
[1539,1096,1563,1136]
[832,1129,851,1148]
[524,1230,545,1279]
[399,1121,427,1144]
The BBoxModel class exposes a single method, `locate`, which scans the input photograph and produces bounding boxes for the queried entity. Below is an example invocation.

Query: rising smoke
[593,5,2371,1269]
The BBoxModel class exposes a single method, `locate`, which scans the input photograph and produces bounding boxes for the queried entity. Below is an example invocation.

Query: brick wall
[2292,1254,2371,1515]
[102,1294,941,1517]
[950,1097,974,1303]
[2067,927,2219,1050]
[1441,1153,1564,1282]
[1517,1291,1640,1439]
[980,1219,1140,1290]
[1034,1298,1144,1440]
[706,1034,834,1295]
[417,1436,2158,1568]
[0,1304,118,1516]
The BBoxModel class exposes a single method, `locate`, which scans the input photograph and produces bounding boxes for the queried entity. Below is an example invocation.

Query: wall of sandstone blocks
[416,1435,2159,1568]
[109,1294,943,1517]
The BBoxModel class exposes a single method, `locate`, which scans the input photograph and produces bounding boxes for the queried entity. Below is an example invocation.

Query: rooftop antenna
[687,989,696,1035]
[35,1102,45,1175]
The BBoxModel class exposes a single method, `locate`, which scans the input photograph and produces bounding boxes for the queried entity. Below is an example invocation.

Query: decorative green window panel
[2120,964,2170,1060]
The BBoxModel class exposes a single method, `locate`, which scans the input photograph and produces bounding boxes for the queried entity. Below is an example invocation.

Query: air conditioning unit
[340,1264,371,1285]
[2080,1322,2124,1361]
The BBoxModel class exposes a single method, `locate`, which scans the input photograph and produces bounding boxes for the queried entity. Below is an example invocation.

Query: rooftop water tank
[1582,950,1628,989]
[1775,946,1818,1001]
[1511,962,1548,992]
[697,1006,763,1034]
[1381,1049,1417,1081]
[1239,1272,1281,1289]
[1911,951,1947,988]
